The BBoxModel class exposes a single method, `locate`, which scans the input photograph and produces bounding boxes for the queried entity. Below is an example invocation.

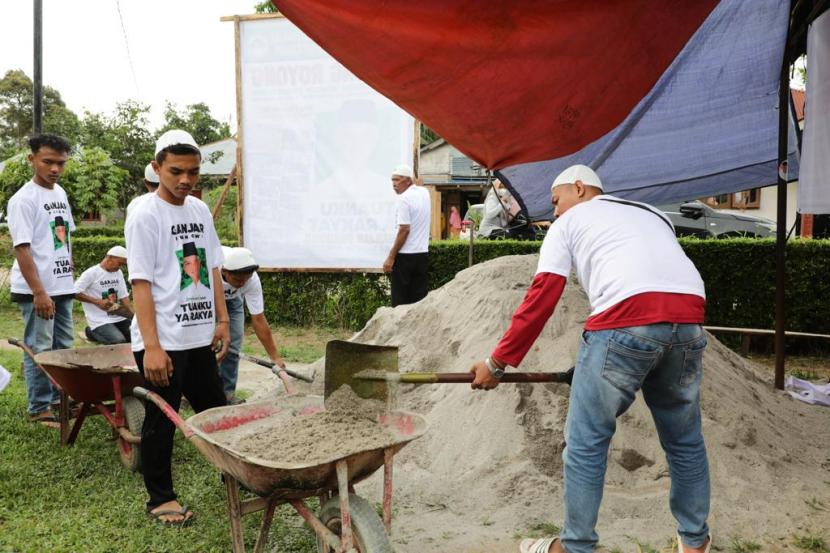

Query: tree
[159,102,232,146]
[80,101,154,210]
[420,124,440,146]
[0,69,81,159]
[254,1,279,13]
[0,146,124,219]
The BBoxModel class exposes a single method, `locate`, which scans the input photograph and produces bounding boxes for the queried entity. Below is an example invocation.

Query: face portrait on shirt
[180,241,207,290]
[52,215,68,249]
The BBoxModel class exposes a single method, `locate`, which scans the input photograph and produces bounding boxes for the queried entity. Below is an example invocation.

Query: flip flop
[677,533,712,553]
[28,411,60,429]
[519,537,559,553]
[147,504,194,527]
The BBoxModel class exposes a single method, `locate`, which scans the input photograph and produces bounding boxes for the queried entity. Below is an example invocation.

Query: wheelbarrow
[8,339,146,471]
[133,388,427,553]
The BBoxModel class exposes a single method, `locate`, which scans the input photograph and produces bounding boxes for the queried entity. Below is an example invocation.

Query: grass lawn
[0,302,349,553]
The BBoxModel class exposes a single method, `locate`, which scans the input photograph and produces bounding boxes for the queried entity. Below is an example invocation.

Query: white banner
[239,18,415,269]
[799,11,830,214]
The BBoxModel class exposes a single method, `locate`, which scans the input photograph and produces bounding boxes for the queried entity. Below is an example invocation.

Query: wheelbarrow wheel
[119,396,144,473]
[317,494,393,553]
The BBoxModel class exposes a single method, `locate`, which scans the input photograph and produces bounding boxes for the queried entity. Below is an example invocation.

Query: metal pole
[33,0,43,135]
[774,53,789,390]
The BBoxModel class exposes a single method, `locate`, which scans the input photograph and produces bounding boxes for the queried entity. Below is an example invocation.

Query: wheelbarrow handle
[132,387,194,438]
[242,354,315,383]
[6,337,63,391]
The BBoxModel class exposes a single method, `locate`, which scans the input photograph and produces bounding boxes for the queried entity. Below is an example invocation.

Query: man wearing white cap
[384,164,431,307]
[125,129,230,525]
[219,246,288,403]
[126,163,161,218]
[469,165,712,553]
[74,245,133,344]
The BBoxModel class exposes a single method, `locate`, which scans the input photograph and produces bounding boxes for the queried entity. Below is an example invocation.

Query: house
[419,138,490,239]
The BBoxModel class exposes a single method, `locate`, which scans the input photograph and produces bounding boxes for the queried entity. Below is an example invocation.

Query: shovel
[241,353,315,383]
[324,340,573,403]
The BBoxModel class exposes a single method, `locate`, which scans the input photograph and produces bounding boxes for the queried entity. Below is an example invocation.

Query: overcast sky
[0,0,261,131]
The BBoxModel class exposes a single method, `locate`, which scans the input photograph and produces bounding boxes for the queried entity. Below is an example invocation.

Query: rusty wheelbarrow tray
[8,339,146,471]
[134,388,427,553]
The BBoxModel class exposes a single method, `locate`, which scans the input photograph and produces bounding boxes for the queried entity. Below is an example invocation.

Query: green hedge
[68,237,830,334]
[72,225,125,238]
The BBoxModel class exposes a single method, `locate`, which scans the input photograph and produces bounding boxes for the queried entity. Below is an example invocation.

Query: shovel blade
[324,340,398,402]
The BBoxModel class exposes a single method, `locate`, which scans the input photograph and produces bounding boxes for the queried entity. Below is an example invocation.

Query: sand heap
[303,255,830,552]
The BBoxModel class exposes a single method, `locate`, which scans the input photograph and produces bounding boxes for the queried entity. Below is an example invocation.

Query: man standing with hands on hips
[125,129,229,525]
[383,164,431,307]
[469,165,712,553]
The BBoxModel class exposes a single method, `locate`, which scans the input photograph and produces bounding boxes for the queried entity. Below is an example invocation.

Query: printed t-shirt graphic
[125,194,223,351]
[8,181,76,295]
[177,241,210,291]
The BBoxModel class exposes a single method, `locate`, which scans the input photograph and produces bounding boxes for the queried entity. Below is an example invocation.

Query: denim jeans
[560,323,710,553]
[218,295,244,396]
[18,296,74,414]
[87,319,131,345]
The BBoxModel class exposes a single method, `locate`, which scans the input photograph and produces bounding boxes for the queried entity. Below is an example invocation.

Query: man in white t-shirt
[8,134,76,427]
[383,164,431,307]
[125,129,230,525]
[126,162,160,218]
[469,165,712,553]
[218,246,288,403]
[74,245,133,344]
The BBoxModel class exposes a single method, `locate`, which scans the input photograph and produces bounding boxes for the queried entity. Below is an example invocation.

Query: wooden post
[211,165,237,221]
[773,50,789,390]
[233,16,246,246]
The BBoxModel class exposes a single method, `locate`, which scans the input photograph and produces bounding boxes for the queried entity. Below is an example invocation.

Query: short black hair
[29,134,72,154]
[156,144,201,164]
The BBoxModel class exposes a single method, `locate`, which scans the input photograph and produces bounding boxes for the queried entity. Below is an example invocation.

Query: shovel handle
[132,387,194,438]
[400,367,574,385]
[242,354,315,383]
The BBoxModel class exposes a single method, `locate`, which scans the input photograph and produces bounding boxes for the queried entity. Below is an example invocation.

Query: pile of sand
[297,255,830,552]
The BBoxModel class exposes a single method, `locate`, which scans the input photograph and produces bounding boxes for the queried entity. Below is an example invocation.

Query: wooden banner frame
[221,13,420,273]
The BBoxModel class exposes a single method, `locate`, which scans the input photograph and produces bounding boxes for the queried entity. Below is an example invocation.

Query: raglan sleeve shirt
[491,219,573,367]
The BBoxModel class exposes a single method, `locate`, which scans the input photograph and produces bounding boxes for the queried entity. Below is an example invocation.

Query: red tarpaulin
[273,1,719,169]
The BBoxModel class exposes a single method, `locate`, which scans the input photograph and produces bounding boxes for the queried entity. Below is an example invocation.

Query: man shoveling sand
[469,165,711,553]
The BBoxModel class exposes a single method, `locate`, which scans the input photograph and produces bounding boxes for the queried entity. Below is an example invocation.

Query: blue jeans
[218,295,244,396]
[561,324,710,553]
[18,297,74,414]
[87,319,131,345]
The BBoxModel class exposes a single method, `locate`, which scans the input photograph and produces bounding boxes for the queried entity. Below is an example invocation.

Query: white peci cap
[223,247,259,273]
[154,129,200,156]
[551,164,603,191]
[107,245,128,260]
[144,163,159,184]
[392,164,414,179]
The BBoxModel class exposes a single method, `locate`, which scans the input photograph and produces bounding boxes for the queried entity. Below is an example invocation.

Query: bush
[72,225,125,238]
[64,236,830,333]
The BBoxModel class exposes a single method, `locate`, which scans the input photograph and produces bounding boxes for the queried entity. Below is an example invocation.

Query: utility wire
[115,0,141,98]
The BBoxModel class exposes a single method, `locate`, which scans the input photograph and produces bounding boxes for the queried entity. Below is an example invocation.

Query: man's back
[539,195,705,316]
[398,185,431,254]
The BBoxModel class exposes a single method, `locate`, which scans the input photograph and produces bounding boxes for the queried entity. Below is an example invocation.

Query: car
[657,201,777,238]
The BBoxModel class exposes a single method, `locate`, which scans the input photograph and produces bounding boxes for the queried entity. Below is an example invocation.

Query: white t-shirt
[126,191,155,218]
[74,264,129,330]
[8,181,76,296]
[537,195,705,316]
[125,194,224,352]
[395,185,431,254]
[222,272,265,316]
